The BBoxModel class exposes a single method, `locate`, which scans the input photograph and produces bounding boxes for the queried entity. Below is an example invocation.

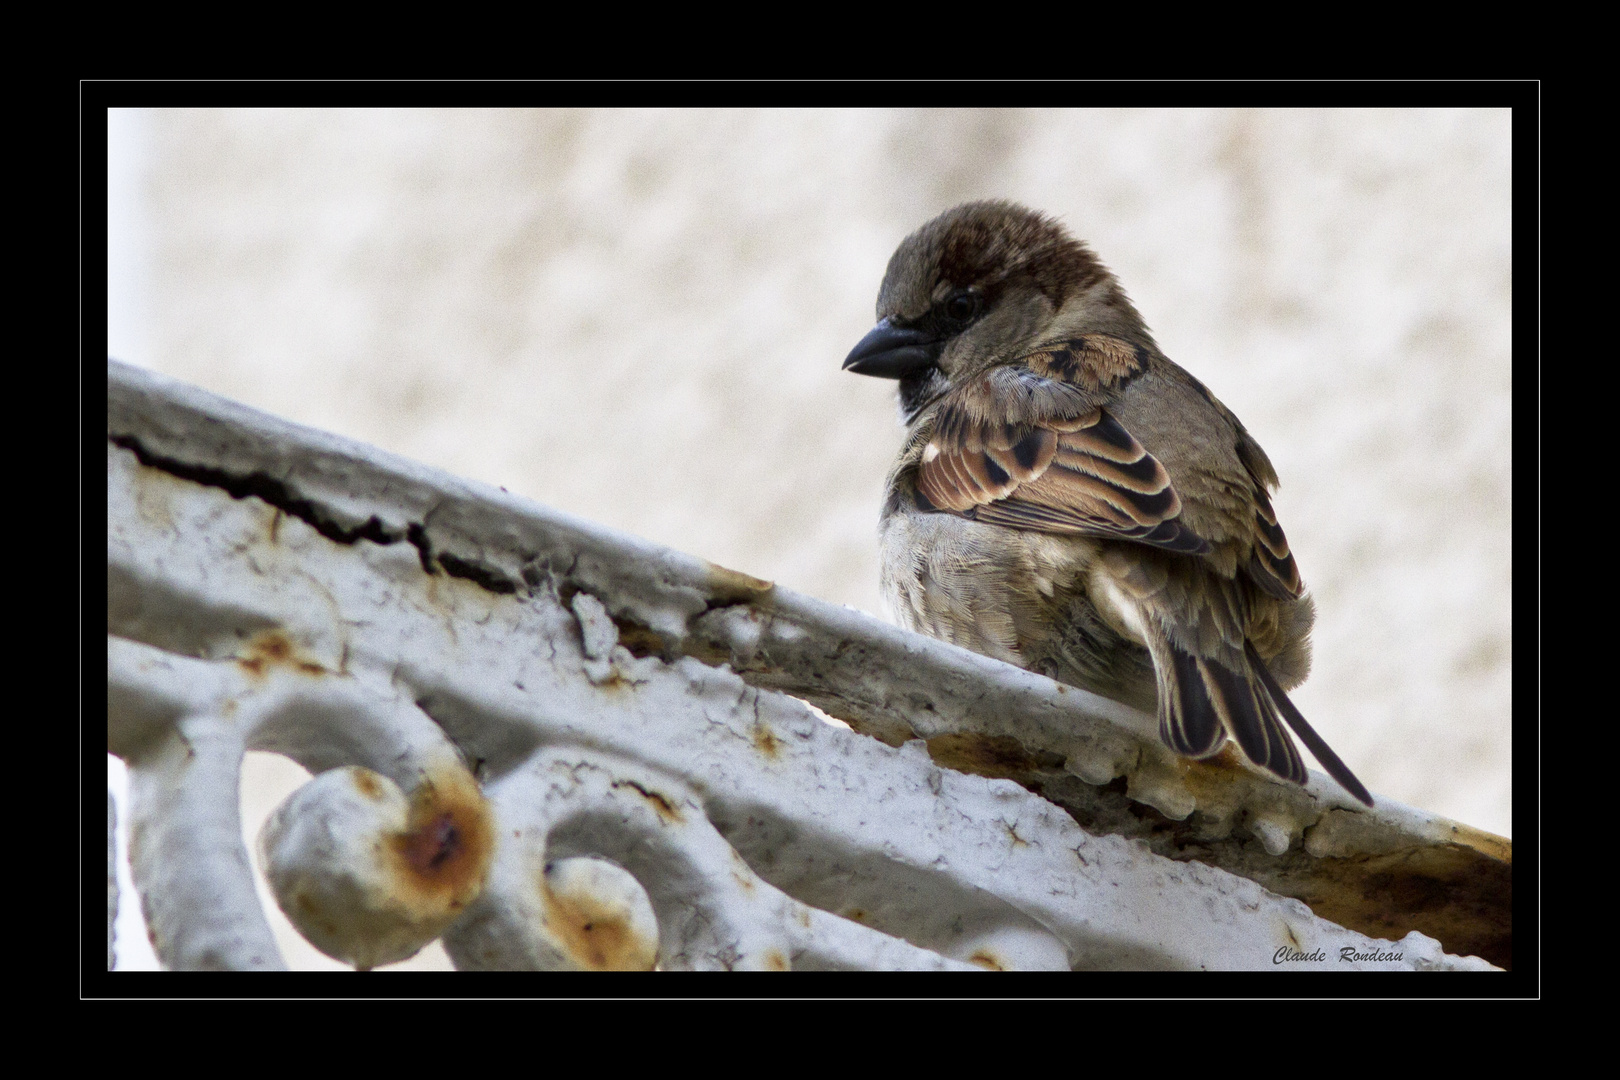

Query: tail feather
[1159,644,1223,757]
[1199,654,1306,785]
[1247,642,1374,807]
[1155,638,1371,806]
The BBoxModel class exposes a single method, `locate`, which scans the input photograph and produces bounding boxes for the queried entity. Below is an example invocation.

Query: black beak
[842,318,942,379]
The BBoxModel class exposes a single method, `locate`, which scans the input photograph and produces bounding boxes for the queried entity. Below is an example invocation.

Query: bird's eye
[942,289,981,326]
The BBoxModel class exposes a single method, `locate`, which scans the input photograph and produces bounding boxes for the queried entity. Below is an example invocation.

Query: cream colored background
[107,107,1513,967]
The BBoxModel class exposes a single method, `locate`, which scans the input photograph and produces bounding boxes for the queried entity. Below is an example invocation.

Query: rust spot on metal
[235,629,327,679]
[1173,746,1256,805]
[386,770,493,910]
[752,723,782,759]
[729,848,758,894]
[1289,841,1513,969]
[352,771,386,800]
[611,780,683,824]
[591,670,634,692]
[925,733,1064,779]
[610,615,670,660]
[704,562,775,606]
[399,813,464,872]
[540,873,657,971]
[1447,822,1512,865]
[968,950,1005,970]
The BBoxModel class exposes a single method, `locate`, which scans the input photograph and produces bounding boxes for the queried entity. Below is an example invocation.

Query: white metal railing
[106,360,1506,971]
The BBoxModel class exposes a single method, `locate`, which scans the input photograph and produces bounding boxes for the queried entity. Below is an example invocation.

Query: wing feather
[1246,486,1303,598]
[917,343,1209,555]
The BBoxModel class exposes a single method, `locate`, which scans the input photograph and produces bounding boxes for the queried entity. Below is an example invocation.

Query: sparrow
[843,201,1372,807]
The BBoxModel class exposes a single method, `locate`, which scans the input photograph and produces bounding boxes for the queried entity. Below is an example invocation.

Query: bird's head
[843,201,1145,423]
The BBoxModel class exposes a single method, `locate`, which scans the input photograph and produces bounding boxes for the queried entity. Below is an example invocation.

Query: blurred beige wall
[113,107,1512,839]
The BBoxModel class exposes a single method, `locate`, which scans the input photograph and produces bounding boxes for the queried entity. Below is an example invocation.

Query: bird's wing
[915,337,1209,555]
[1235,436,1304,599]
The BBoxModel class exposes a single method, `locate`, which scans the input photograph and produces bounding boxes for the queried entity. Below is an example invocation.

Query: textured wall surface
[107,107,1512,846]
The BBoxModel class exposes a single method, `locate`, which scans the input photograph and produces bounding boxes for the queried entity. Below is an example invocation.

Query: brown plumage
[844,201,1371,806]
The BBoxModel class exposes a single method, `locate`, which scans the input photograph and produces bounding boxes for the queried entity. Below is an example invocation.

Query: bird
[842,200,1372,807]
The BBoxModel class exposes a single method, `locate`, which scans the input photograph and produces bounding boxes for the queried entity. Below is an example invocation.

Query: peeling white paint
[106,361,1500,971]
